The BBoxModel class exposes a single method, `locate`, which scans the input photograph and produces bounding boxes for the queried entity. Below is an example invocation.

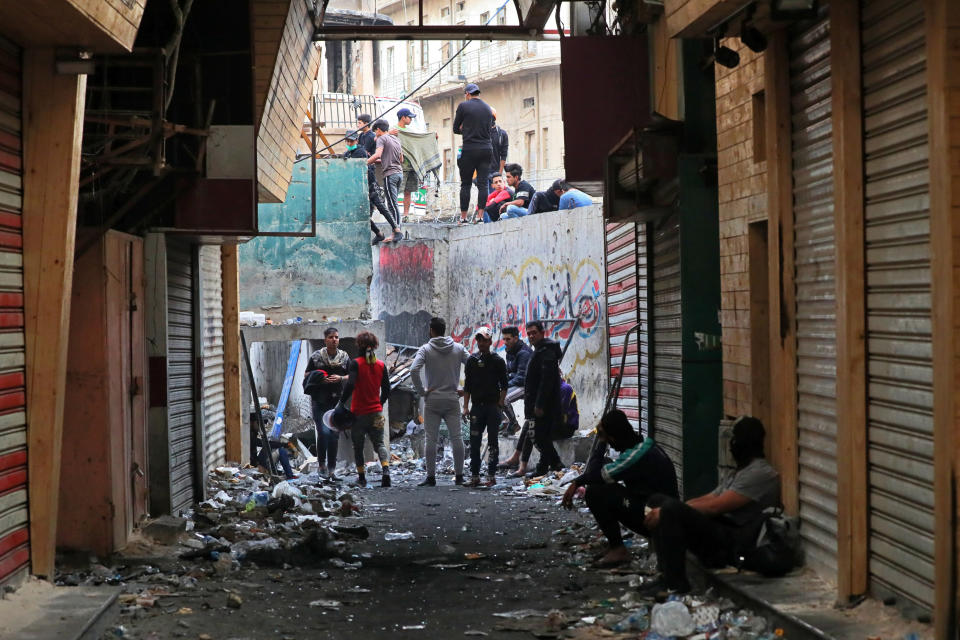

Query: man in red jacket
[340,331,392,487]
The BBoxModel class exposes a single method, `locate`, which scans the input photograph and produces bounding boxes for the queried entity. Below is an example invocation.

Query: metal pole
[240,329,277,477]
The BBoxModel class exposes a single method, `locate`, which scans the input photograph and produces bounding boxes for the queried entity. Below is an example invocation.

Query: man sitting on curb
[562,409,678,568]
[641,416,781,595]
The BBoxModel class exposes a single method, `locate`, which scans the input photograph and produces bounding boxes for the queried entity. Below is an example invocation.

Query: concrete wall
[239,158,372,321]
[372,206,609,426]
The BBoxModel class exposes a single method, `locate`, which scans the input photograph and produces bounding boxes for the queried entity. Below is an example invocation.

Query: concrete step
[15,586,119,640]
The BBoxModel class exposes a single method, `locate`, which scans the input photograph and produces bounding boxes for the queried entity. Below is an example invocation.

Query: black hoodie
[523,337,562,418]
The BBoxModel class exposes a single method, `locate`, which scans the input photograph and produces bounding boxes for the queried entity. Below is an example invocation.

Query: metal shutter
[651,213,682,492]
[0,36,26,586]
[789,3,839,574]
[199,246,226,472]
[167,241,197,516]
[604,222,649,430]
[861,0,934,612]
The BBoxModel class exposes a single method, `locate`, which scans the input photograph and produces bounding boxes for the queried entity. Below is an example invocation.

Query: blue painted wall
[239,159,371,319]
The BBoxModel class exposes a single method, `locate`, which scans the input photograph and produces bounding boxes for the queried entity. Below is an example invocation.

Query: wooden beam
[665,0,751,39]
[521,0,557,31]
[22,48,86,579]
[924,0,959,635]
[221,245,242,462]
[830,0,868,603]
[763,31,798,516]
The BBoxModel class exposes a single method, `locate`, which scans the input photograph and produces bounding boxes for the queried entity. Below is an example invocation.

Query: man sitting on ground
[562,409,678,567]
[642,416,781,595]
[553,179,593,211]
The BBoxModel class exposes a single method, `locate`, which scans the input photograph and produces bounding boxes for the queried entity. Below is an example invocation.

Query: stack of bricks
[714,38,767,418]
[253,0,322,203]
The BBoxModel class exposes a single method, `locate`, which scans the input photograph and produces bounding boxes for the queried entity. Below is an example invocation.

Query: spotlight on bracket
[713,35,740,69]
[740,10,767,52]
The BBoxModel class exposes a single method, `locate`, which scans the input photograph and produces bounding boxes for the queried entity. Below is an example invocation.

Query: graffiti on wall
[376,242,437,346]
[449,257,604,352]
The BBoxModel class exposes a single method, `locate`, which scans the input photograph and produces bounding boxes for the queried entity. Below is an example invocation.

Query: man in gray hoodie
[410,316,470,486]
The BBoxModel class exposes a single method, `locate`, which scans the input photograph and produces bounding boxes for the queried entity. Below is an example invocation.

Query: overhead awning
[604,118,682,223]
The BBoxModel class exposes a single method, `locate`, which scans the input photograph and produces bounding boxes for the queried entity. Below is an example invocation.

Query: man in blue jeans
[554,179,594,210]
[366,119,404,242]
[499,163,536,219]
[462,326,508,487]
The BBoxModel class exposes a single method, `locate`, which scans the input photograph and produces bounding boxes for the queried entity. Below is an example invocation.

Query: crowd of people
[290,319,783,598]
[345,82,594,243]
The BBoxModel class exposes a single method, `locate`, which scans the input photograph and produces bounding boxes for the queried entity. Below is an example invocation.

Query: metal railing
[379,40,561,98]
[316,93,379,129]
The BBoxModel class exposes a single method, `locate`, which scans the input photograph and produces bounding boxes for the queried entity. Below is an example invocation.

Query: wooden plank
[220,245,242,462]
[0,0,141,52]
[923,0,959,636]
[666,0,751,39]
[830,0,868,603]
[763,31,799,516]
[22,49,85,579]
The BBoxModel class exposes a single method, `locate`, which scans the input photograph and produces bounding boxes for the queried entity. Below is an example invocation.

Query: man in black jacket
[343,130,399,245]
[498,327,535,474]
[453,82,494,224]
[304,327,351,478]
[562,409,679,567]
[523,320,564,474]
[462,327,508,487]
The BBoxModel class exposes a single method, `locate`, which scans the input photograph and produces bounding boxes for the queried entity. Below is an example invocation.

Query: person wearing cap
[367,119,405,242]
[357,114,376,155]
[392,108,421,222]
[553,179,593,210]
[461,327,508,487]
[453,82,494,224]
[304,327,351,478]
[343,129,399,245]
[640,416,781,596]
[339,331,393,488]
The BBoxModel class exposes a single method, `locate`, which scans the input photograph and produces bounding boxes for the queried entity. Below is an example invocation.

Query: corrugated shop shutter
[199,246,226,472]
[604,223,648,429]
[167,241,197,516]
[0,36,25,586]
[651,213,682,492]
[789,3,839,575]
[861,0,934,612]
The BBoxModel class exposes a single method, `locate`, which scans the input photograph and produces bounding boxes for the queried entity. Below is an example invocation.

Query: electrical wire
[297,0,513,161]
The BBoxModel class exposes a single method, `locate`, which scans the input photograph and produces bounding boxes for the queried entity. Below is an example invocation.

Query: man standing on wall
[453,82,494,224]
[357,113,376,155]
[343,129,398,245]
[366,119,404,243]
[410,317,470,486]
[391,108,421,222]
[524,320,564,475]
[462,327,508,487]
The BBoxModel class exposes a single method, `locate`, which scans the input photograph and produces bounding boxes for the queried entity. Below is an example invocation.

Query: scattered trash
[463,631,488,637]
[309,599,342,608]
[402,624,426,630]
[493,609,550,619]
[226,592,243,609]
[650,601,695,637]
[330,558,362,571]
[384,531,415,541]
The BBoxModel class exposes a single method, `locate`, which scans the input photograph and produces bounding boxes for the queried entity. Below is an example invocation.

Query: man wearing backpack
[641,416,781,595]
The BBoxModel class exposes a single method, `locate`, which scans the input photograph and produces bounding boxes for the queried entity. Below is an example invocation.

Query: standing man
[490,109,509,184]
[366,119,404,242]
[453,82,494,224]
[524,320,564,475]
[357,113,376,155]
[499,163,537,219]
[305,327,351,478]
[339,331,392,488]
[409,317,470,486]
[343,129,398,245]
[462,327,508,487]
[393,108,421,222]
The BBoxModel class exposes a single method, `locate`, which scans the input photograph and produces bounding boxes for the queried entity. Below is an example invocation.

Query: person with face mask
[561,409,679,568]
[640,416,781,596]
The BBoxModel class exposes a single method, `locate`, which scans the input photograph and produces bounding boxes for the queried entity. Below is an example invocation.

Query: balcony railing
[379,40,561,98]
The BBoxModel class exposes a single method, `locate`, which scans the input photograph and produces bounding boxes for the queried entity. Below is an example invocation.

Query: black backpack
[739,507,804,577]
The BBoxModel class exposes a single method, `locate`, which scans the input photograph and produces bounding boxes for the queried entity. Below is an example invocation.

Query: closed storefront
[167,241,198,516]
[0,35,26,586]
[651,213,683,491]
[199,246,226,472]
[604,222,649,429]
[789,3,839,575]
[861,0,934,613]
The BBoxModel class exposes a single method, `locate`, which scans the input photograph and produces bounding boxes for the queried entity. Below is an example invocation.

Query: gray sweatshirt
[410,336,469,402]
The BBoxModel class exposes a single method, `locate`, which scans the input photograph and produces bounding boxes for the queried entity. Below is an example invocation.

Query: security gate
[167,241,197,516]
[0,36,26,586]
[861,0,935,613]
[789,2,839,574]
[199,246,226,472]
[651,213,682,492]
[604,222,649,430]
